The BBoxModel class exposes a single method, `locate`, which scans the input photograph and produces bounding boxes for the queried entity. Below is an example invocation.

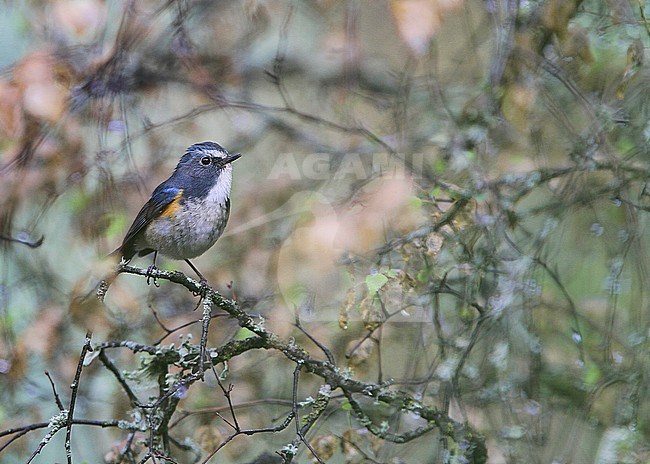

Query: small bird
[113,141,241,283]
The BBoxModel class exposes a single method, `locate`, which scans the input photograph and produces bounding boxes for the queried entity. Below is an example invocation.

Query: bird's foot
[192,278,211,310]
[145,265,160,287]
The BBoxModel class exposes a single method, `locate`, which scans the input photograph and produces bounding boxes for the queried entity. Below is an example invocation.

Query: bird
[112,141,241,284]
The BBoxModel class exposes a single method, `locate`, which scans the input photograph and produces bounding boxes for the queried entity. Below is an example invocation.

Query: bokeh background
[2,0,650,462]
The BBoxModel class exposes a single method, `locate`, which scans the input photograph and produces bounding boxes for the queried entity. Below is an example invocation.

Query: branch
[0,233,44,248]
[109,265,487,463]
[66,331,93,464]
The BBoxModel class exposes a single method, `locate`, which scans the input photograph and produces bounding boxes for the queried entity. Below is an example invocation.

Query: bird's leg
[227,280,238,302]
[146,251,160,287]
[185,259,209,297]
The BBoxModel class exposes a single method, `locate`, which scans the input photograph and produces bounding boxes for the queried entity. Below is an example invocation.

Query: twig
[66,331,93,464]
[2,419,126,454]
[199,411,296,464]
[150,304,173,333]
[199,294,213,377]
[284,365,326,464]
[117,431,138,464]
[44,371,65,411]
[212,372,241,432]
[150,310,228,346]
[294,314,335,365]
[25,333,94,463]
[0,233,44,248]
[169,398,294,428]
[98,350,141,407]
[107,265,487,463]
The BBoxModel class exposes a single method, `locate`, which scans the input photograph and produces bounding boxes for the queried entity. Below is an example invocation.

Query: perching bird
[112,141,240,283]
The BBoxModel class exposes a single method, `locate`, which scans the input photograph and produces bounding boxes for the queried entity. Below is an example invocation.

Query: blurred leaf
[416,267,431,282]
[52,0,106,41]
[347,337,374,368]
[310,435,337,461]
[339,287,355,330]
[425,232,444,257]
[409,195,423,209]
[104,212,128,240]
[14,50,69,122]
[195,424,224,452]
[390,0,464,56]
[365,273,388,295]
[361,294,384,330]
[432,159,447,174]
[384,268,399,278]
[233,327,255,340]
[0,80,24,139]
[583,362,601,386]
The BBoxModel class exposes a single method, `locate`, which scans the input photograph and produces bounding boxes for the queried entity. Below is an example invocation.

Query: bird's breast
[143,172,233,260]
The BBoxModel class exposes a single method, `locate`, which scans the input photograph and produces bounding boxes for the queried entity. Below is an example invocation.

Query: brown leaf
[391,0,464,55]
[339,287,355,330]
[360,294,383,331]
[425,231,444,257]
[310,434,338,461]
[0,80,25,139]
[195,424,225,452]
[53,0,107,40]
[19,306,64,358]
[347,337,374,367]
[14,51,69,122]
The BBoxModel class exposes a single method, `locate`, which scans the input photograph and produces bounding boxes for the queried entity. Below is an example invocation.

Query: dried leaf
[310,434,338,461]
[14,51,69,122]
[360,294,384,330]
[0,80,24,139]
[347,338,374,367]
[53,0,107,39]
[341,429,363,463]
[425,231,444,256]
[339,287,355,330]
[195,424,224,451]
[617,39,644,99]
[391,0,464,55]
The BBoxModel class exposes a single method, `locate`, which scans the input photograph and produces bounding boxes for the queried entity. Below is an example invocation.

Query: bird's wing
[117,185,183,259]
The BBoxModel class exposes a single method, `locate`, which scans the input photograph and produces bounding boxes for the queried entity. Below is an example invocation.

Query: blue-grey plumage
[115,142,240,272]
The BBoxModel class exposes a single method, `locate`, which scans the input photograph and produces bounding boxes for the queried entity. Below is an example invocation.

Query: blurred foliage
[2,0,650,462]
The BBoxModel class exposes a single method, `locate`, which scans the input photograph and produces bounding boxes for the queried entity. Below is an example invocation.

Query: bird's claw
[192,278,210,309]
[195,277,209,296]
[145,265,160,287]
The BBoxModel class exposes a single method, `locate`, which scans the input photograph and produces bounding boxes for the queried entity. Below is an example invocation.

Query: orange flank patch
[160,190,184,218]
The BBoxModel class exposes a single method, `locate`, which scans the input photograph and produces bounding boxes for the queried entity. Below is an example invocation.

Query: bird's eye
[200,156,211,166]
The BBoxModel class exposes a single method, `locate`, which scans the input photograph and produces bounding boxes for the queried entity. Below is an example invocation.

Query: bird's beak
[220,153,241,166]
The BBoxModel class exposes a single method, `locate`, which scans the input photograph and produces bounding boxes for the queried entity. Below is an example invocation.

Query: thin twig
[213,373,241,432]
[66,331,93,464]
[294,314,335,365]
[98,350,141,407]
[19,419,124,460]
[169,398,293,429]
[0,233,44,248]
[199,411,296,464]
[150,304,173,333]
[44,371,65,411]
[199,294,213,377]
